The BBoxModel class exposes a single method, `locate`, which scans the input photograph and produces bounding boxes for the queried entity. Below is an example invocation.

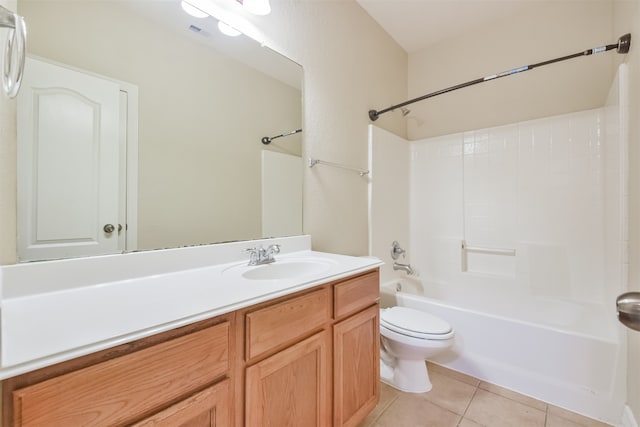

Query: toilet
[379,306,454,393]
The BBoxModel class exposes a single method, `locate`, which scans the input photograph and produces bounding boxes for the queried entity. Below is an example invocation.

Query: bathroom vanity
[0,236,382,426]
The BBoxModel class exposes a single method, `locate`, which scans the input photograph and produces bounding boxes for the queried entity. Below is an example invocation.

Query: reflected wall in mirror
[17,0,303,262]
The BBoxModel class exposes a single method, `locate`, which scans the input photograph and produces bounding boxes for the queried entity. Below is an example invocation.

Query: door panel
[245,331,329,427]
[17,57,123,261]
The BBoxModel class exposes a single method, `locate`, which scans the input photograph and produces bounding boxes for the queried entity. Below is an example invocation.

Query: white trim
[621,405,639,427]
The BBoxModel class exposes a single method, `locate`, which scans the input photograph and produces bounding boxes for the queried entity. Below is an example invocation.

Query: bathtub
[381,278,626,425]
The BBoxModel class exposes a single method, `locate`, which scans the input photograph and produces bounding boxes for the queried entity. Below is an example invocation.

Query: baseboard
[621,405,639,427]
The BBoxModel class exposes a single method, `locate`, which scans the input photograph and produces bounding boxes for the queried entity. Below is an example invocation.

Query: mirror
[17,0,303,262]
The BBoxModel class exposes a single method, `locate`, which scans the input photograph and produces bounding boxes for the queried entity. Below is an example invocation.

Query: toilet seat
[380,307,453,340]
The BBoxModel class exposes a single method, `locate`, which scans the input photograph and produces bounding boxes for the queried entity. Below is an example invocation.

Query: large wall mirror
[17,0,303,262]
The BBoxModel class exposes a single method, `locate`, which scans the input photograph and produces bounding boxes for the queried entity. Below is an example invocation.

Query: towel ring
[0,5,26,98]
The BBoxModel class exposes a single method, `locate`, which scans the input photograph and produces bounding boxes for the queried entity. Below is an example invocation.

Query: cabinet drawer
[246,287,331,361]
[12,322,230,427]
[334,270,380,319]
[132,379,231,427]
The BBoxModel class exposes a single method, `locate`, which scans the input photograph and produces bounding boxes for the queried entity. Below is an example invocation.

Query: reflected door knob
[103,224,115,233]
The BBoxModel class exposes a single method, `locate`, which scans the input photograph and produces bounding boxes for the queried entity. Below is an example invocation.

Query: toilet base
[380,358,432,393]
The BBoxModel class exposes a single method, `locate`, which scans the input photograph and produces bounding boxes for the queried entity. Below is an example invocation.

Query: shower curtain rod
[261,128,302,144]
[368,33,631,122]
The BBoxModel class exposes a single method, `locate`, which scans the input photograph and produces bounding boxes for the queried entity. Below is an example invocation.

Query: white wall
[407,0,614,140]
[368,125,410,284]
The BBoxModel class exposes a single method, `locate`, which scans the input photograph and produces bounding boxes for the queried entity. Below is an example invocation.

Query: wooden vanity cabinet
[3,268,380,427]
[333,272,381,427]
[3,314,235,427]
[242,269,380,427]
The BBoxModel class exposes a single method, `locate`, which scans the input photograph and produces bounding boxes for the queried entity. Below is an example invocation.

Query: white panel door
[17,57,122,261]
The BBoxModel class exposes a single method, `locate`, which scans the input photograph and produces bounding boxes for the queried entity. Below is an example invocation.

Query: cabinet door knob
[103,224,115,233]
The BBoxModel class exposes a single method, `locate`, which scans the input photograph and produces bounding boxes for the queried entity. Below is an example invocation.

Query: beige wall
[614,0,640,422]
[0,0,16,418]
[0,0,16,266]
[407,0,614,139]
[247,0,408,255]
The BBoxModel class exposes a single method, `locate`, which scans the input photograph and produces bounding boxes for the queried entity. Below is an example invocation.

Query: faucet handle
[244,247,258,265]
[268,244,281,254]
[391,241,406,260]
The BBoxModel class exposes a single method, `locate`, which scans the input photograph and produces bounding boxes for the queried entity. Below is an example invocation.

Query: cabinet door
[245,331,329,427]
[333,305,380,427]
[132,379,231,427]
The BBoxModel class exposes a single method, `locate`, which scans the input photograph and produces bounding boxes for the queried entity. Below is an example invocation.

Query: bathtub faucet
[393,261,415,275]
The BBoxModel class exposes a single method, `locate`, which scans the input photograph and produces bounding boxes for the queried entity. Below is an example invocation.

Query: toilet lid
[380,306,452,339]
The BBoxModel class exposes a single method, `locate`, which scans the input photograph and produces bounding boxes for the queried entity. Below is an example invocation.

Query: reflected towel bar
[308,158,369,176]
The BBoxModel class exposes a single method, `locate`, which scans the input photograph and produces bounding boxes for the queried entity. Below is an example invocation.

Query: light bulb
[218,21,242,37]
[243,0,271,16]
[181,1,208,18]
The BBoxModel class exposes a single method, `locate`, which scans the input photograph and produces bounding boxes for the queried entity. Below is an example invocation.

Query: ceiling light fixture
[181,0,209,18]
[218,21,242,37]
[242,0,271,15]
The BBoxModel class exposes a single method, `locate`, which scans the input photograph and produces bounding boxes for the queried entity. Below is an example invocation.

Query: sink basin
[224,258,335,281]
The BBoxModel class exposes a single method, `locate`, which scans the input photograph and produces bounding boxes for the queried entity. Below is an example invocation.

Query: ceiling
[356,0,540,54]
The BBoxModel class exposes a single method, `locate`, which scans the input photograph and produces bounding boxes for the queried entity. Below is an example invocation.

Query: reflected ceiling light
[242,0,271,15]
[218,21,242,37]
[181,0,209,18]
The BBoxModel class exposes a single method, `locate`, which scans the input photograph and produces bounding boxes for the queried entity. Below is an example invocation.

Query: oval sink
[242,259,333,280]
[222,258,335,281]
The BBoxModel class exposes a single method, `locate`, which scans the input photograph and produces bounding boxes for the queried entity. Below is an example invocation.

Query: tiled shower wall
[409,106,624,306]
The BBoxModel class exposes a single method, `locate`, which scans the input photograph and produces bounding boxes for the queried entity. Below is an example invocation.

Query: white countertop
[0,236,382,380]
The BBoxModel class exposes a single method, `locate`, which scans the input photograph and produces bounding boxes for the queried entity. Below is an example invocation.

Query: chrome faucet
[246,244,280,266]
[393,262,415,275]
[390,241,415,275]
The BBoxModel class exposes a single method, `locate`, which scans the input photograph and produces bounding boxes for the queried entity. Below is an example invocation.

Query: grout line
[544,406,549,427]
[461,381,481,419]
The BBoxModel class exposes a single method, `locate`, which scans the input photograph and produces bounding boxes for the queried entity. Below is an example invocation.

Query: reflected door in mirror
[17,58,126,261]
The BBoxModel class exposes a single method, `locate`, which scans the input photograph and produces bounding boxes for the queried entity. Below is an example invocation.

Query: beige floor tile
[358,383,401,427]
[546,413,590,427]
[479,381,547,411]
[375,392,461,427]
[458,418,484,427]
[465,388,546,427]
[424,370,478,415]
[547,405,613,427]
[428,362,481,387]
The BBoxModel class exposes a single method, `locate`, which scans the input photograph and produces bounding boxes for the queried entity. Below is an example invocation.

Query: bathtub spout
[393,262,415,275]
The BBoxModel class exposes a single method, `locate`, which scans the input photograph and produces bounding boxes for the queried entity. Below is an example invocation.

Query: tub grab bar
[461,241,516,256]
[461,240,516,272]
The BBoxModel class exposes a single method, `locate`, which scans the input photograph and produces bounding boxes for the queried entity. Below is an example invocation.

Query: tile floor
[360,363,612,427]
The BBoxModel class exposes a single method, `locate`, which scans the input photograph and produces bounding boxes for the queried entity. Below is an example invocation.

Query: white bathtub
[381,278,626,425]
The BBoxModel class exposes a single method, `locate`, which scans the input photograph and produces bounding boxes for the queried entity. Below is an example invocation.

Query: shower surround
[369,65,629,424]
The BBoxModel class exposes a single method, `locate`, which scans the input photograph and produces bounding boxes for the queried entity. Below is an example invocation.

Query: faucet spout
[393,262,415,275]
